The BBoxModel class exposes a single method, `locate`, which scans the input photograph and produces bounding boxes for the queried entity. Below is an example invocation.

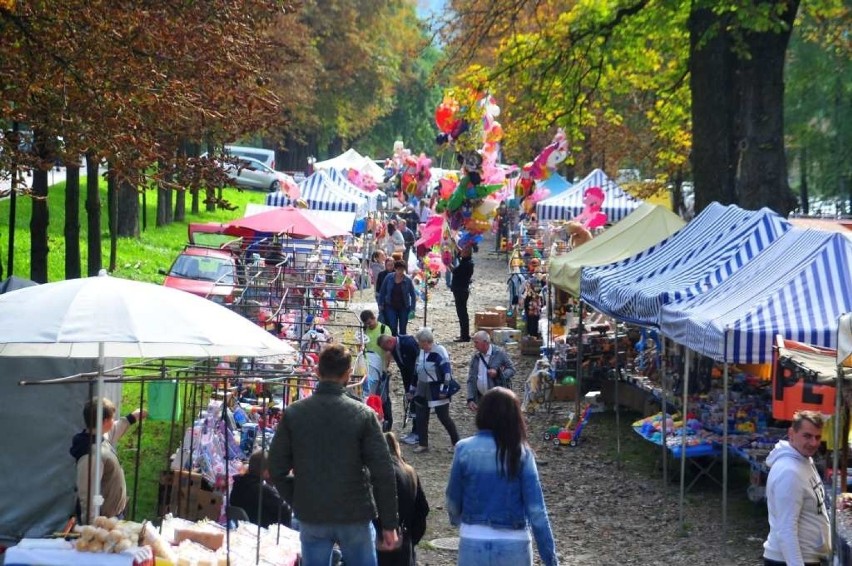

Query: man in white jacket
[763,410,830,566]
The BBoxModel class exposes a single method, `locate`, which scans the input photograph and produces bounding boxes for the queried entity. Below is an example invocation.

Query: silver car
[225,157,289,192]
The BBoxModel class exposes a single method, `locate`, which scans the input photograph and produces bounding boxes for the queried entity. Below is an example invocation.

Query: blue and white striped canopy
[659,229,852,363]
[580,202,791,326]
[268,171,368,217]
[324,167,385,211]
[536,168,642,223]
[265,192,292,207]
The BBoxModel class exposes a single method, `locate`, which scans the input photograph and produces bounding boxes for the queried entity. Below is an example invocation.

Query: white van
[225,145,276,170]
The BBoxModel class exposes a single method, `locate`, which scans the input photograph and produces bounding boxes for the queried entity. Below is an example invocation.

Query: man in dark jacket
[449,246,474,342]
[229,449,291,528]
[396,219,416,264]
[268,344,399,565]
[378,334,420,444]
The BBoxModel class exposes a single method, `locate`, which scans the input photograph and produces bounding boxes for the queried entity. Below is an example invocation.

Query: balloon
[435,97,459,134]
[438,178,456,199]
[486,122,503,143]
[472,199,499,221]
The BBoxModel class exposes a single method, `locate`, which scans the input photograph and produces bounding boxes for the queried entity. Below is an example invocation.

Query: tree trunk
[174,189,186,222]
[117,177,140,238]
[734,0,799,215]
[64,164,82,279]
[688,7,739,212]
[85,152,102,276]
[689,1,799,216]
[156,157,171,227]
[107,166,118,272]
[799,146,809,215]
[29,132,50,283]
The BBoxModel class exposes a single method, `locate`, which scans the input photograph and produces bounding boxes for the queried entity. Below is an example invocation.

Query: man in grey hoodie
[763,410,830,566]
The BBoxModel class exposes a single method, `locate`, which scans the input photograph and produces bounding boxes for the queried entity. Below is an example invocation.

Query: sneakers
[402,433,419,445]
[446,445,456,454]
[413,445,429,454]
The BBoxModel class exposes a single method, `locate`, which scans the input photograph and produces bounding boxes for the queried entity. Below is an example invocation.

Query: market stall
[536,168,642,223]
[581,202,791,326]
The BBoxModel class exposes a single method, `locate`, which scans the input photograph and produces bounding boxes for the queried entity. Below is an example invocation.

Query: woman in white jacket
[411,328,459,454]
[762,410,830,566]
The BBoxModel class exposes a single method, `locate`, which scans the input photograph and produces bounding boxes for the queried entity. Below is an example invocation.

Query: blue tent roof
[267,171,367,217]
[535,173,571,199]
[580,202,791,326]
[659,229,852,363]
[536,168,642,223]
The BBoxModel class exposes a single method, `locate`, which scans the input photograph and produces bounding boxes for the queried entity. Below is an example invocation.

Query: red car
[161,246,239,305]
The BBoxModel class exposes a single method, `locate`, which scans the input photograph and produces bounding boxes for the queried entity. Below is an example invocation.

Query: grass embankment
[0,177,267,520]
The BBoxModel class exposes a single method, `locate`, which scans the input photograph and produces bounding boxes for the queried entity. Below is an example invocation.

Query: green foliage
[354,43,444,157]
[785,3,852,200]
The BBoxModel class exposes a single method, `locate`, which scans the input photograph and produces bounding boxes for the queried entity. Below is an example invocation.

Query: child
[523,284,543,338]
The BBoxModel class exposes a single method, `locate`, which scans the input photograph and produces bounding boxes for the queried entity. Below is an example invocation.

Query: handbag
[444,376,462,398]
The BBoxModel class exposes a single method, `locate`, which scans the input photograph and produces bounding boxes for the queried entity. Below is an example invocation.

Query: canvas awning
[324,167,385,211]
[581,202,791,327]
[659,229,852,363]
[549,203,685,296]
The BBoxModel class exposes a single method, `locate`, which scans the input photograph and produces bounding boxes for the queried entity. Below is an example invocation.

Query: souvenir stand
[0,275,303,565]
[580,203,793,530]
[657,227,852,537]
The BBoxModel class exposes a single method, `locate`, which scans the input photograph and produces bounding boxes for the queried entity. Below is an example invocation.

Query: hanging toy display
[573,186,608,230]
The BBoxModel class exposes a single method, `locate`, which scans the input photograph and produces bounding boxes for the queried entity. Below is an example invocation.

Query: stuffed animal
[573,186,608,230]
[522,357,554,414]
[565,220,593,248]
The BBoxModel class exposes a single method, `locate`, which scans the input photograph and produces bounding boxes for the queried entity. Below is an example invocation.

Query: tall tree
[437,0,846,215]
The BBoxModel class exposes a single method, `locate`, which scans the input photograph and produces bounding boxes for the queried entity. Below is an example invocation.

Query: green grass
[1,177,270,520]
[0,175,266,283]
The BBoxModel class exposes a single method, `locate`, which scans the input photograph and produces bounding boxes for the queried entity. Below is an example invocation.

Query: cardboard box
[552,384,577,401]
[492,328,521,346]
[491,307,508,327]
[475,312,503,328]
[158,470,223,521]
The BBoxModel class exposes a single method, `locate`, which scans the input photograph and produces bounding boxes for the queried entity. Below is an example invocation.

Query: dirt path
[357,234,768,565]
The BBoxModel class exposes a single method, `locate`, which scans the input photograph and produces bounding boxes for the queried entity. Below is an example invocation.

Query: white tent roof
[315,148,385,183]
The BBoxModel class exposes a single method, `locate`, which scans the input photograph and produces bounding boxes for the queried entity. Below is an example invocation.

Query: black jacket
[229,474,291,528]
[376,460,429,566]
[450,257,473,292]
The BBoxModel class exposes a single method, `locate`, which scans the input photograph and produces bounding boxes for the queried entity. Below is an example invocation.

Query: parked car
[224,157,293,192]
[161,246,239,305]
[225,145,275,170]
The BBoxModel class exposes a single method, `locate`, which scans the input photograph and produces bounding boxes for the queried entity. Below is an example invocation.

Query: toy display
[522,357,554,414]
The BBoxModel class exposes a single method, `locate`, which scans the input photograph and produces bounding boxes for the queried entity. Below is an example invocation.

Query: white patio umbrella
[0,271,295,518]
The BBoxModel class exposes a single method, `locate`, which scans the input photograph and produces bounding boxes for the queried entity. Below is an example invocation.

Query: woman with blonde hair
[446,387,558,566]
[376,433,429,566]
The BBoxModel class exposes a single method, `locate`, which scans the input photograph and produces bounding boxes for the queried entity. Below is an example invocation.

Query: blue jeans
[383,308,408,336]
[299,521,376,566]
[458,537,532,566]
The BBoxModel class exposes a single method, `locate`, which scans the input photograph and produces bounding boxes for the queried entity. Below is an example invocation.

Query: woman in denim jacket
[445,387,558,566]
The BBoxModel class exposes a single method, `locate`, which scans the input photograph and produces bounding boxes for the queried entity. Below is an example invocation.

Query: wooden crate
[520,336,543,356]
[552,384,577,401]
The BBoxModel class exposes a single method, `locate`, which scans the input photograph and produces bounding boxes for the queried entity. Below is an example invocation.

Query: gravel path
[355,234,768,565]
